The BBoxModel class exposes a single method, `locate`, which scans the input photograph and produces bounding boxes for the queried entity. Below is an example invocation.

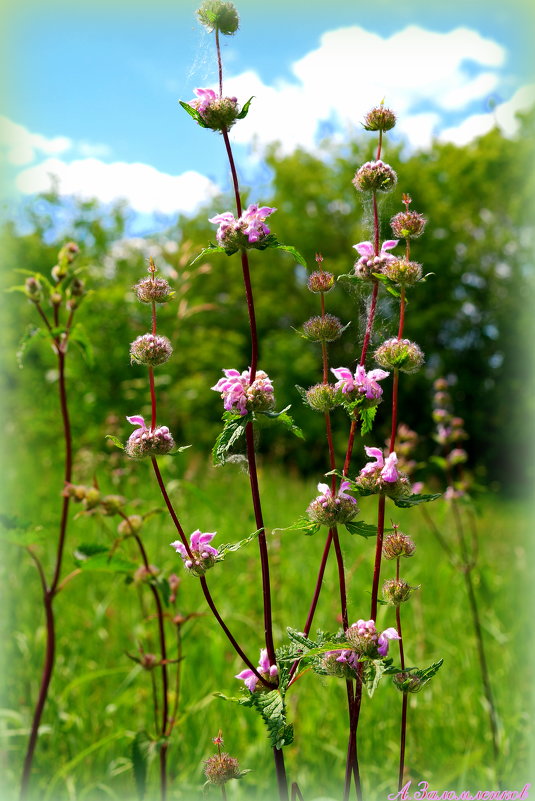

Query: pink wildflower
[236,649,278,692]
[170,530,218,576]
[331,365,389,399]
[209,204,276,249]
[353,239,398,278]
[211,368,274,415]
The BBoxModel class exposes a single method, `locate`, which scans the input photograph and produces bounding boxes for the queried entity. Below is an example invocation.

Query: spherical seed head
[363,105,396,132]
[125,426,175,460]
[130,334,173,367]
[307,495,357,526]
[393,671,423,694]
[305,383,341,412]
[307,270,335,293]
[390,210,427,239]
[117,514,144,536]
[374,338,425,374]
[382,578,413,606]
[199,96,240,131]
[204,753,241,785]
[134,276,173,304]
[382,258,422,286]
[382,531,416,559]
[302,313,344,343]
[353,160,397,194]
[345,620,379,657]
[197,1,239,35]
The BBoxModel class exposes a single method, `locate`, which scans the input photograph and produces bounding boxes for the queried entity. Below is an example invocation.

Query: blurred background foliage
[1,109,534,496]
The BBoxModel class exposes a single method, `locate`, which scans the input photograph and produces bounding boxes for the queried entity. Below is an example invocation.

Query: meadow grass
[1,452,532,801]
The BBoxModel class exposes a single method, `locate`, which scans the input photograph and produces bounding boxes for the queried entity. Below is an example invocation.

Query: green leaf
[171,444,192,455]
[178,100,209,128]
[429,455,448,471]
[257,406,304,439]
[16,325,48,368]
[216,528,263,560]
[363,658,389,698]
[359,405,378,434]
[132,731,152,800]
[236,96,254,119]
[271,244,307,267]
[372,272,402,298]
[190,244,229,265]
[0,518,47,547]
[344,521,379,538]
[212,413,249,466]
[154,575,171,607]
[75,542,109,558]
[14,268,54,291]
[75,551,137,573]
[69,323,94,366]
[106,434,125,450]
[273,518,320,536]
[418,658,444,683]
[393,493,442,508]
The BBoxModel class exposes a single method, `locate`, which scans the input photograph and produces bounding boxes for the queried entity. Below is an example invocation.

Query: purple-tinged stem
[369,494,386,622]
[396,557,408,791]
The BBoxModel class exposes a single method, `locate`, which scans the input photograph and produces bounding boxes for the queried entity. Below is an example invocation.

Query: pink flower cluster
[236,648,278,692]
[315,481,356,508]
[170,530,219,576]
[360,446,399,483]
[353,239,398,278]
[347,619,400,657]
[331,365,389,399]
[209,204,276,247]
[211,368,274,416]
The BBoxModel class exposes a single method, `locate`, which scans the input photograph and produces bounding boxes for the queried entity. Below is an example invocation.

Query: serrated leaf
[393,492,442,508]
[359,405,378,434]
[363,659,388,698]
[273,518,320,536]
[106,434,125,450]
[190,244,229,265]
[14,268,54,291]
[372,272,402,298]
[248,690,294,749]
[257,407,304,440]
[418,658,444,683]
[212,414,249,466]
[178,100,209,128]
[132,731,152,800]
[344,521,378,538]
[236,96,254,119]
[75,552,137,572]
[216,528,263,560]
[271,244,307,268]
[69,323,94,367]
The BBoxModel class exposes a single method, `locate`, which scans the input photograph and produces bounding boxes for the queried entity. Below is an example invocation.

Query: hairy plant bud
[99,494,127,515]
[130,334,173,366]
[374,338,424,374]
[390,210,427,239]
[197,0,239,35]
[51,264,67,283]
[134,276,173,304]
[305,383,340,412]
[353,160,397,194]
[84,487,101,509]
[363,105,396,132]
[382,578,414,606]
[125,424,175,460]
[24,276,42,303]
[393,671,423,693]
[447,448,468,466]
[322,650,359,679]
[382,531,416,559]
[62,483,89,502]
[50,291,62,306]
[204,753,241,785]
[307,270,335,293]
[302,314,344,342]
[432,408,451,423]
[382,258,422,286]
[117,514,144,535]
[70,278,85,297]
[140,652,158,670]
[59,241,80,263]
[307,482,358,526]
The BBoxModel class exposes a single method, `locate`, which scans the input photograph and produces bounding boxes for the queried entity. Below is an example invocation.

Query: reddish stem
[369,494,386,621]
[358,281,380,369]
[396,605,407,791]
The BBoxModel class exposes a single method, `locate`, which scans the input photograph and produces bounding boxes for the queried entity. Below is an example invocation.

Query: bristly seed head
[307,270,335,293]
[374,338,425,374]
[302,314,344,342]
[382,258,422,286]
[382,578,415,606]
[353,160,397,194]
[382,530,416,559]
[305,383,341,412]
[197,1,239,35]
[363,105,396,132]
[390,209,427,239]
[204,752,241,785]
[130,334,173,367]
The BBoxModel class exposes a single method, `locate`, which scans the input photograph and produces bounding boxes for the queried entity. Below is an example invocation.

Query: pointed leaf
[190,244,229,266]
[16,325,49,368]
[178,100,209,128]
[273,518,320,536]
[271,244,307,267]
[106,434,125,450]
[236,96,254,119]
[216,528,263,560]
[393,493,442,508]
[75,552,137,572]
[372,272,402,298]
[344,521,379,538]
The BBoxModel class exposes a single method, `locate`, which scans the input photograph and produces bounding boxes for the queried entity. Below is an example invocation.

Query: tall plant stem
[396,606,408,791]
[20,341,73,800]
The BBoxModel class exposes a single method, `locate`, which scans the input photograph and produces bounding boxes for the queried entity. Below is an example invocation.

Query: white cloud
[221,25,509,154]
[15,157,220,215]
[439,83,535,145]
[0,116,72,165]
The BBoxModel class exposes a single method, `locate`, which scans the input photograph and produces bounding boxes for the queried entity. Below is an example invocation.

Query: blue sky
[1,0,534,225]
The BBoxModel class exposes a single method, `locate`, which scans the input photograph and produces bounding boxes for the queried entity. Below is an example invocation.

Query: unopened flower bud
[84,487,101,509]
[322,650,359,679]
[130,334,173,367]
[51,264,67,283]
[432,408,451,424]
[58,242,80,263]
[353,160,397,194]
[50,291,62,306]
[99,494,127,515]
[305,383,340,412]
[63,483,89,502]
[70,278,85,296]
[382,258,422,286]
[134,276,173,304]
[307,271,335,293]
[382,578,414,606]
[204,752,241,785]
[447,448,468,466]
[363,105,396,132]
[393,671,423,693]
[197,0,239,35]
[390,210,427,239]
[24,276,42,302]
[117,514,144,535]
[382,531,416,559]
[302,314,344,342]
[140,652,158,670]
[125,424,175,459]
[433,391,449,406]
[374,338,424,374]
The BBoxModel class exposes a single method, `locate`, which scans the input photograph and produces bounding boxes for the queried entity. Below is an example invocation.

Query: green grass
[1,455,533,801]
